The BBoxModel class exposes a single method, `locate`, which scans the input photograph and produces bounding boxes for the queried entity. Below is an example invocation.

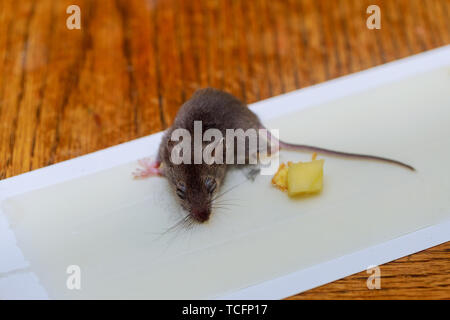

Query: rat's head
[163,126,228,222]
[166,163,226,223]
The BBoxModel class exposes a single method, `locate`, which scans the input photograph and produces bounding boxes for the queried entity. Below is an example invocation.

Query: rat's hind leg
[132,158,163,179]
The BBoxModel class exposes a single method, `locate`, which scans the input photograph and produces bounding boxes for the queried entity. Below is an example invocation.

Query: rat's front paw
[132,158,163,179]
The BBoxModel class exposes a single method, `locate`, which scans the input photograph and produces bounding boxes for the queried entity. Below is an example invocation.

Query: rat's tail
[262,127,415,171]
[278,140,415,171]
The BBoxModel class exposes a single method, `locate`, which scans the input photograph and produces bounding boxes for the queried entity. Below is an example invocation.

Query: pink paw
[132,158,163,179]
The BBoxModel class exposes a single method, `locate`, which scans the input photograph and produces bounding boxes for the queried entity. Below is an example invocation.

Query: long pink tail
[263,127,415,171]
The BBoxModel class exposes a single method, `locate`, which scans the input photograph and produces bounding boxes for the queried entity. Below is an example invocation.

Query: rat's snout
[191,208,211,223]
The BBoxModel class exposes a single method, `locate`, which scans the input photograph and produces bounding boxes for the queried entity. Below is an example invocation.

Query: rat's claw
[132,158,163,179]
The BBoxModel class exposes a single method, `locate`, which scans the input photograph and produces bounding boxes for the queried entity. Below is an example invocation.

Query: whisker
[153,214,192,239]
[213,199,242,205]
[210,179,248,203]
[215,181,246,199]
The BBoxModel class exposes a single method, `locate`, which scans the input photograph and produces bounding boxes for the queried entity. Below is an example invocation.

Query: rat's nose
[191,209,211,223]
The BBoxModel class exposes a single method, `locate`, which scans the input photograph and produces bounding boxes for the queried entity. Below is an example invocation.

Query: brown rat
[134,88,414,223]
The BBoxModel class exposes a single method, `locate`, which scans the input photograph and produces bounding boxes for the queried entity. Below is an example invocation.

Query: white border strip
[218,220,450,299]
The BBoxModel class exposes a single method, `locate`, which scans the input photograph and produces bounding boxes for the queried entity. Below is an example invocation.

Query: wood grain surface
[0,0,449,299]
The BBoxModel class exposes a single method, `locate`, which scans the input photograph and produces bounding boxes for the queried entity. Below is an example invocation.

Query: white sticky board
[0,46,449,299]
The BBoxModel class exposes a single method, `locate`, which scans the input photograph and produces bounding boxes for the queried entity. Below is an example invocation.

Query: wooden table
[0,0,448,299]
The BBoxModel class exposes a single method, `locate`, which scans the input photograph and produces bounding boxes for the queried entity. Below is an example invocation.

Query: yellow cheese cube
[287,159,324,196]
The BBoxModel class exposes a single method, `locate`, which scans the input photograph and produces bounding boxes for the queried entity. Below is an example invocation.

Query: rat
[133,88,414,223]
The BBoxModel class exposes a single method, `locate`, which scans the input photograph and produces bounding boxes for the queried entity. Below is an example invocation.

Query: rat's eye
[205,177,217,194]
[176,184,186,199]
